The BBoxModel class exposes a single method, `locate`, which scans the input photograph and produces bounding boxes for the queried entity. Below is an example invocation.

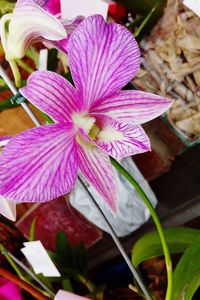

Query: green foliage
[62,279,73,292]
[115,0,167,40]
[54,231,88,276]
[0,0,15,17]
[132,227,200,267]
[132,227,200,299]
[115,0,166,14]
[29,217,37,241]
[0,98,19,111]
[172,236,200,300]
[47,231,99,296]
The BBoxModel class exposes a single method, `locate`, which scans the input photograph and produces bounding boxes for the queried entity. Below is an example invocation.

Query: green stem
[134,4,157,38]
[0,78,6,85]
[26,47,39,68]
[16,59,34,74]
[77,274,97,296]
[0,98,19,110]
[0,244,24,279]
[9,60,21,88]
[0,244,53,298]
[110,157,173,300]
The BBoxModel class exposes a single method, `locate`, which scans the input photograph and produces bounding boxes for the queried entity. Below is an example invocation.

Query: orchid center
[97,126,124,142]
[72,113,96,134]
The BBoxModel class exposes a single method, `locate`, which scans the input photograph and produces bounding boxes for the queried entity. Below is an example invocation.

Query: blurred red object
[16,196,102,251]
[109,1,126,20]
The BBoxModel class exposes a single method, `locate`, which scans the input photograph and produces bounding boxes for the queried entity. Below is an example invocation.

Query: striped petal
[20,71,80,123]
[92,90,173,125]
[0,196,16,221]
[43,17,84,53]
[4,0,66,60]
[77,142,118,213]
[33,0,48,7]
[95,117,150,159]
[0,123,78,202]
[68,14,140,110]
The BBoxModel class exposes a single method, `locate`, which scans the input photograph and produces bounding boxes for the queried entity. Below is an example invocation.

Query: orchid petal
[0,123,78,202]
[92,90,173,125]
[0,196,16,221]
[43,17,84,53]
[5,0,66,60]
[0,136,12,147]
[20,71,79,123]
[68,14,140,110]
[95,117,150,159]
[33,0,48,7]
[61,16,85,34]
[77,142,118,213]
[55,290,89,300]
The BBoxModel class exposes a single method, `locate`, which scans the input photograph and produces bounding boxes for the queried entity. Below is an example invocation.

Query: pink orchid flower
[0,15,172,212]
[0,277,22,300]
[0,0,83,61]
[55,290,89,300]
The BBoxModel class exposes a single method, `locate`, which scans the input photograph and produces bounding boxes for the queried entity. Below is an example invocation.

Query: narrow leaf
[56,231,74,268]
[29,216,37,241]
[172,236,200,300]
[62,279,73,292]
[132,227,200,267]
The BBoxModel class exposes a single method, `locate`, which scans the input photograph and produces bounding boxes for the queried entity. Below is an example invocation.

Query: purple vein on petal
[20,71,80,123]
[91,90,173,125]
[77,142,118,213]
[95,117,150,159]
[0,123,78,202]
[68,14,140,110]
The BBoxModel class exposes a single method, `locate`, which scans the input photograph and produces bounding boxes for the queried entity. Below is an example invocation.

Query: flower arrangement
[0,0,199,300]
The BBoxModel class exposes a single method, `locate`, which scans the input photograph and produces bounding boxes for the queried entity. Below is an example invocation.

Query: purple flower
[0,278,22,300]
[0,15,172,212]
[0,0,83,61]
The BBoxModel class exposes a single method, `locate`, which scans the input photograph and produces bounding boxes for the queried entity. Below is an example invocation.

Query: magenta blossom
[0,278,22,300]
[0,15,172,212]
[44,0,61,16]
[0,0,83,61]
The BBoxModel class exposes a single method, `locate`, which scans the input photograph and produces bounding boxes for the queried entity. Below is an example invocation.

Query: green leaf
[115,0,166,14]
[172,236,200,300]
[0,98,19,111]
[132,227,200,267]
[37,109,54,124]
[36,274,55,292]
[62,279,73,292]
[58,266,81,278]
[134,3,158,38]
[0,0,15,17]
[56,231,74,268]
[72,241,88,274]
[115,0,166,39]
[29,216,37,241]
